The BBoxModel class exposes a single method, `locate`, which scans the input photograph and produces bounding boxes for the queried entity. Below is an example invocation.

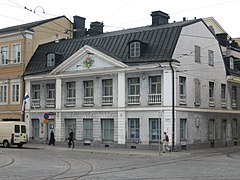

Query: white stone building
[23,11,240,150]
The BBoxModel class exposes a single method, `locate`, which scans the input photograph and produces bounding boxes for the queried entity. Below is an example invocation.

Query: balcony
[32,99,40,108]
[83,96,94,106]
[102,96,113,106]
[46,98,55,108]
[65,97,76,107]
[148,94,161,104]
[128,95,140,105]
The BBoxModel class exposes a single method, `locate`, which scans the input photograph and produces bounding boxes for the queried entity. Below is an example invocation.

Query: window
[102,79,113,105]
[130,42,140,58]
[194,45,201,63]
[46,83,55,107]
[179,76,186,103]
[208,119,215,140]
[66,82,76,106]
[32,84,40,107]
[209,82,214,106]
[83,119,93,140]
[232,85,237,108]
[84,80,94,105]
[0,83,7,104]
[1,46,8,65]
[230,57,234,70]
[149,118,161,142]
[47,53,55,67]
[101,119,114,141]
[11,82,20,103]
[12,44,21,63]
[128,77,140,104]
[194,78,201,106]
[208,50,214,66]
[221,84,226,107]
[15,125,20,133]
[149,76,161,104]
[180,118,187,140]
[232,119,238,140]
[128,118,140,140]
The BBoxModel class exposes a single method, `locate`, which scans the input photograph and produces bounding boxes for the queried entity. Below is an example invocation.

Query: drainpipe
[169,61,175,151]
[22,75,25,122]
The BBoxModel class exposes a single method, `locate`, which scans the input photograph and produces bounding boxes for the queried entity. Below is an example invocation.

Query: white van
[0,121,28,148]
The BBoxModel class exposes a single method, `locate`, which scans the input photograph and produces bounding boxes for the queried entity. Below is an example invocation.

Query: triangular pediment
[50,45,127,75]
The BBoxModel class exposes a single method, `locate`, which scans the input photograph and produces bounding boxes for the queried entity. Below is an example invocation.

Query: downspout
[169,61,175,151]
[22,75,25,122]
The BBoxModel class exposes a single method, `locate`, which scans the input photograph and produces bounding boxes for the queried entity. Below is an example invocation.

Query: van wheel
[3,140,9,148]
[17,144,23,148]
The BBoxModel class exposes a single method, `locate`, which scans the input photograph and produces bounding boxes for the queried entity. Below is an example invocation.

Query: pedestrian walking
[162,132,171,153]
[68,129,74,148]
[49,131,55,146]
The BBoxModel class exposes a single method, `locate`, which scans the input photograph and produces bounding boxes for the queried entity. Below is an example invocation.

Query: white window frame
[128,118,140,140]
[128,77,140,104]
[0,81,8,104]
[221,84,226,108]
[101,119,114,141]
[209,81,214,106]
[84,80,94,105]
[47,53,55,67]
[102,79,113,105]
[180,118,187,140]
[66,82,76,106]
[11,80,20,104]
[208,119,215,140]
[130,42,140,58]
[32,84,40,107]
[208,50,214,66]
[149,118,161,142]
[194,45,201,63]
[179,76,186,103]
[46,83,55,107]
[149,76,161,104]
[232,85,237,108]
[230,57,234,70]
[1,46,9,65]
[83,119,93,140]
[12,43,21,64]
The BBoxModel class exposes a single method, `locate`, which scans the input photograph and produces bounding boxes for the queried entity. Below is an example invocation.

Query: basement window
[47,53,55,67]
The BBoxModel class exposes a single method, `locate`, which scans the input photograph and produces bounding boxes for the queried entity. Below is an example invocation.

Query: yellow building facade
[0,16,73,121]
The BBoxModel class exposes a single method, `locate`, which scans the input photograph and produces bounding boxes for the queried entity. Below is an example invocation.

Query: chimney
[73,16,86,38]
[151,11,170,26]
[88,21,104,36]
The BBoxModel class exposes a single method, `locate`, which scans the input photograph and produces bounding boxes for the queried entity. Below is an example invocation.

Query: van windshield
[21,125,26,133]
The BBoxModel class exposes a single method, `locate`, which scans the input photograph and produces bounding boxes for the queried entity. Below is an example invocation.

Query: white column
[55,78,62,109]
[55,78,62,141]
[117,72,126,144]
[162,68,173,145]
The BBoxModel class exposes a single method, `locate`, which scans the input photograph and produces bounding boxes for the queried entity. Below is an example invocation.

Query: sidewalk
[25,141,240,158]
[25,141,191,157]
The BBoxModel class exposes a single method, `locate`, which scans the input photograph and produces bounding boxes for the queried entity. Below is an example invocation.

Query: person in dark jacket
[68,129,74,148]
[49,131,55,146]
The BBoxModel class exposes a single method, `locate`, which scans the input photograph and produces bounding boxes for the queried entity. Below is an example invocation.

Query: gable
[50,45,128,75]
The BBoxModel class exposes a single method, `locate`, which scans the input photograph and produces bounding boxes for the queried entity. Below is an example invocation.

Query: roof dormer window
[47,53,55,67]
[130,41,140,58]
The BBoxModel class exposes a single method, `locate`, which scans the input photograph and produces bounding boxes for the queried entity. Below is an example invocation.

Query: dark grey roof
[24,19,202,76]
[0,16,68,34]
